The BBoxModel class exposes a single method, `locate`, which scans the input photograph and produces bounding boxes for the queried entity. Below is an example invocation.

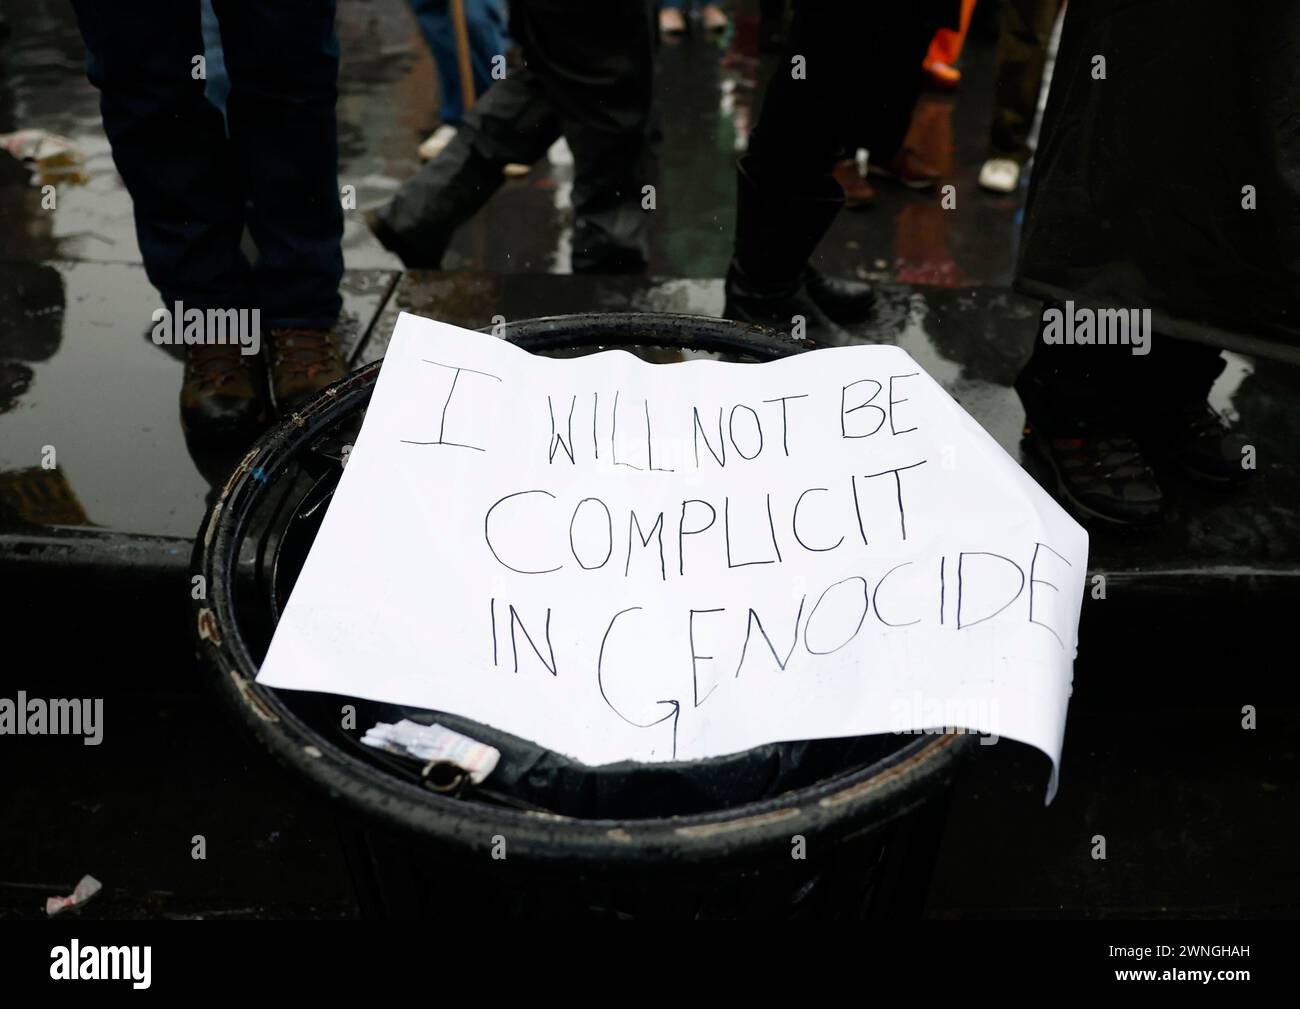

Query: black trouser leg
[71,0,249,313]
[514,0,656,271]
[212,0,344,329]
[988,0,1062,163]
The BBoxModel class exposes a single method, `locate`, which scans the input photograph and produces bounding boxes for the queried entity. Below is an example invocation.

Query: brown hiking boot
[180,344,267,444]
[266,327,349,414]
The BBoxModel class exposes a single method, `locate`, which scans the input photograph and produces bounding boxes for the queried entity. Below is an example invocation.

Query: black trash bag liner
[309,694,907,821]
[1016,0,1300,362]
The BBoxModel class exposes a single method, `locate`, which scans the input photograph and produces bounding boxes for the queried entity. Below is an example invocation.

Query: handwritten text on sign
[258,314,1088,794]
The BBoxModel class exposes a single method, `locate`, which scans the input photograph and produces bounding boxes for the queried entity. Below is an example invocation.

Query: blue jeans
[409,0,509,126]
[72,0,343,330]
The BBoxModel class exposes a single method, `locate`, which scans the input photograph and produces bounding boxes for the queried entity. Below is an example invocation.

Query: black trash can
[192,313,976,920]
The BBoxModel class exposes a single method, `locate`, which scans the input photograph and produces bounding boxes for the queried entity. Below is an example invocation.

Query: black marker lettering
[860,459,927,541]
[792,487,844,553]
[692,406,726,468]
[840,379,885,439]
[762,394,808,456]
[873,562,920,627]
[678,498,717,576]
[1028,542,1071,648]
[689,608,726,707]
[888,373,919,435]
[725,495,777,569]
[569,497,613,570]
[956,551,1026,629]
[508,604,557,676]
[735,597,805,678]
[804,576,870,656]
[548,394,577,464]
[401,360,502,451]
[626,509,667,580]
[646,400,674,472]
[598,607,681,756]
[728,403,763,460]
[484,490,563,574]
[611,390,643,470]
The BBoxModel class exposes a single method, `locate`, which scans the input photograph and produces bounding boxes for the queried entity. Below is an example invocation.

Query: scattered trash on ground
[0,129,88,186]
[45,874,102,916]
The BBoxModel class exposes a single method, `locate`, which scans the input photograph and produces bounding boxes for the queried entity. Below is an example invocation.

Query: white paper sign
[258,313,1088,796]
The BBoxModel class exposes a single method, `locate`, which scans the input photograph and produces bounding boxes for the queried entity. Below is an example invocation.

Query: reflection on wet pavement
[0,260,393,539]
[1,0,1298,579]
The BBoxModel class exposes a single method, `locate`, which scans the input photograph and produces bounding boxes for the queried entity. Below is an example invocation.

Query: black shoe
[804,265,876,323]
[723,260,838,342]
[365,209,439,269]
[1137,402,1253,486]
[1023,416,1163,527]
[180,345,268,445]
[1014,337,1163,527]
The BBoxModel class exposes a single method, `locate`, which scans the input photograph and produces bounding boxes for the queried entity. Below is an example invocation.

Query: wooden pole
[449,0,476,112]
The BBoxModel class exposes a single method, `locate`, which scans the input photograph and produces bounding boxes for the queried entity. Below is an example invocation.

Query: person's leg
[371,71,561,267]
[200,0,231,125]
[924,0,977,90]
[1017,306,1248,525]
[988,0,1061,164]
[1014,305,1165,525]
[71,0,249,312]
[464,0,508,97]
[513,0,656,272]
[72,0,266,441]
[726,1,878,333]
[859,5,946,186]
[211,0,342,331]
[409,0,465,125]
[212,0,345,413]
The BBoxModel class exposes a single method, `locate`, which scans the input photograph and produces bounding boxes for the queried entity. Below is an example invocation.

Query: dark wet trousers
[71,0,344,329]
[376,0,656,272]
[733,2,952,289]
[1017,305,1226,432]
[988,0,1063,164]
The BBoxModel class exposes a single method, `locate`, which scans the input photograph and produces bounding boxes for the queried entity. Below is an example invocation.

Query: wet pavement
[1,0,1298,918]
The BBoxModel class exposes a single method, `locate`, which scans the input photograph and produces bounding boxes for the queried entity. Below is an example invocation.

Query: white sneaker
[417,123,457,162]
[978,157,1021,193]
[547,136,573,166]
